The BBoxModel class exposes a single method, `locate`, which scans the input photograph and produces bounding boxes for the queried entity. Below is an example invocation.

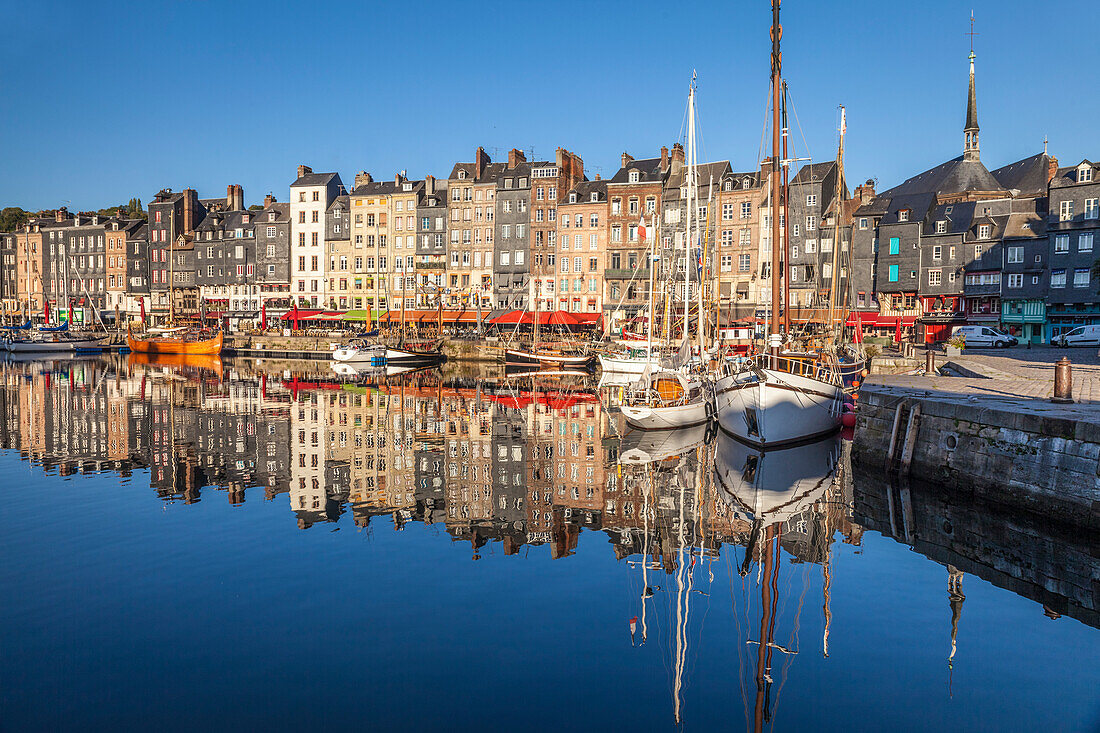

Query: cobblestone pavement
[868,345,1100,410]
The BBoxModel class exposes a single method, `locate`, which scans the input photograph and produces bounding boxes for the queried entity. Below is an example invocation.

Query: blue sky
[2,0,1097,211]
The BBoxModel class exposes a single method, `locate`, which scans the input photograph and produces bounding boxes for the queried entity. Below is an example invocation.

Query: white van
[1055,325,1100,347]
[951,325,1018,348]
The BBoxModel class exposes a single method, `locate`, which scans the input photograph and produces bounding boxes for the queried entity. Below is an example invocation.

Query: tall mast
[647,215,655,356]
[683,77,695,346]
[828,106,847,343]
[768,0,783,363]
[781,82,791,333]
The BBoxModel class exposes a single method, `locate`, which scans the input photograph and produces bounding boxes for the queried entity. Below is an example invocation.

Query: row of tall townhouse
[2,49,1093,340]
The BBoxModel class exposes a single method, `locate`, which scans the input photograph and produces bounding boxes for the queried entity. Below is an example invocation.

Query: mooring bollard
[925,349,935,376]
[1052,357,1073,403]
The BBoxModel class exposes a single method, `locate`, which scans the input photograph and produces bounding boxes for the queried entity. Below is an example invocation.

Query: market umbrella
[261,302,267,330]
[292,302,300,331]
[139,297,146,326]
[44,299,50,324]
[68,300,73,325]
[894,317,902,344]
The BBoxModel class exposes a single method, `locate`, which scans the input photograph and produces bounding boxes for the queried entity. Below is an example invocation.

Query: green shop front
[1000,299,1045,344]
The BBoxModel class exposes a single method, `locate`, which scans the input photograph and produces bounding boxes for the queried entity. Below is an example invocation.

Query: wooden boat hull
[597,353,662,374]
[5,337,104,353]
[505,349,594,369]
[386,347,445,364]
[127,352,223,373]
[127,330,223,355]
[713,368,843,448]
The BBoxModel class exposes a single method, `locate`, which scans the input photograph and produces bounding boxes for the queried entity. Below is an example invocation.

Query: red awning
[280,309,324,320]
[379,309,480,324]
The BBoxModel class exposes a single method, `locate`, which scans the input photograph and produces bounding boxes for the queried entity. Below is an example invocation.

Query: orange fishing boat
[127,326,223,355]
[127,350,223,373]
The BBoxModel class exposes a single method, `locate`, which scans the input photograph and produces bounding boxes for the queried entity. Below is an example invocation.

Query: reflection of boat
[127,327,223,355]
[386,343,446,364]
[127,351,224,374]
[330,361,433,379]
[504,347,594,369]
[619,423,711,465]
[712,431,840,527]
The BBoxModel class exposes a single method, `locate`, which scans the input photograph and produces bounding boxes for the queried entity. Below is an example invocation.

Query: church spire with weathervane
[964,13,980,161]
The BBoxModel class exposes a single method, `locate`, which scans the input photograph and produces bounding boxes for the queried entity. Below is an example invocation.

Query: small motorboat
[332,339,386,364]
[619,369,713,430]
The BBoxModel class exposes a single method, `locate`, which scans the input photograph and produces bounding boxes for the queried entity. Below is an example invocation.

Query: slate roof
[1050,160,1100,188]
[790,161,836,186]
[665,161,732,191]
[878,155,1005,198]
[991,153,1053,196]
[609,157,667,184]
[328,194,350,211]
[448,161,505,183]
[291,171,339,187]
[564,180,609,203]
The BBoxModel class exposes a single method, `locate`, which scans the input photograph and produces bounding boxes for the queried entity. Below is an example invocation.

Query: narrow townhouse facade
[998,196,1048,344]
[0,232,16,314]
[661,158,730,310]
[494,149,531,311]
[290,165,344,308]
[715,169,767,309]
[194,201,260,322]
[1046,159,1100,341]
[254,198,292,316]
[447,148,503,310]
[556,179,609,315]
[325,193,350,310]
[528,148,585,312]
[415,176,447,309]
[125,223,150,319]
[605,148,675,329]
[148,188,202,322]
[389,176,423,313]
[105,218,141,319]
[787,161,848,312]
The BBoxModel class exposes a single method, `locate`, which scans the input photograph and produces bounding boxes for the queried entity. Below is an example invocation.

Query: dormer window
[269,213,276,222]
[590,192,598,203]
[403,183,412,191]
[242,213,250,223]
[723,180,732,191]
[898,209,910,222]
[1078,165,1093,183]
[628,170,640,183]
[458,170,467,180]
[569,193,577,203]
[935,220,947,234]
[982,206,991,215]
[742,178,751,189]
[978,224,991,239]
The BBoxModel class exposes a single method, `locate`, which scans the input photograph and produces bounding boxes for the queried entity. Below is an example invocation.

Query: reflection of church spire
[947,565,966,696]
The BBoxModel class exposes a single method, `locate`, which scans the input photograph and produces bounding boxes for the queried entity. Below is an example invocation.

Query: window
[1060,200,1074,221]
[806,215,817,230]
[888,264,899,282]
[789,266,798,283]
[806,194,817,207]
[928,269,941,286]
[1050,269,1066,288]
[859,217,868,230]
[500,251,510,266]
[739,254,751,272]
[935,220,947,234]
[266,226,277,237]
[898,209,909,222]
[1080,232,1094,252]
[1007,273,1023,288]
[1007,246,1023,263]
[978,224,991,239]
[805,239,817,254]
[722,203,734,220]
[628,170,639,183]
[1085,198,1099,220]
[740,202,752,219]
[888,237,899,255]
[1079,166,1094,183]
[933,245,942,260]
[1074,268,1090,288]
[974,244,983,258]
[1055,234,1070,253]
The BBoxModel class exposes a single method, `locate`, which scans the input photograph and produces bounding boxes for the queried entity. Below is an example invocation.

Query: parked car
[950,325,1018,348]
[1054,325,1100,347]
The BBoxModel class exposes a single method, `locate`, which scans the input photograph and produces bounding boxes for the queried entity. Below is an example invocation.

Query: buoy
[850,392,860,400]
[841,411,857,428]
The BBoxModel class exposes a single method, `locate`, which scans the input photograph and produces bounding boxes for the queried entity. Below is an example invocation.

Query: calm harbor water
[0,354,1097,731]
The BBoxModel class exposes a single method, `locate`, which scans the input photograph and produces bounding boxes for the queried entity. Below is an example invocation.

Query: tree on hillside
[0,207,28,232]
[127,198,145,219]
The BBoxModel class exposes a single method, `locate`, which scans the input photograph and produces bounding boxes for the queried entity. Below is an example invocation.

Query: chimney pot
[297,164,312,179]
[594,174,601,181]
[425,175,435,196]
[263,194,276,207]
[621,152,633,169]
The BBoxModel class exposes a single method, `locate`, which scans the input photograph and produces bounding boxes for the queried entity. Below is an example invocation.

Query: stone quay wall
[852,385,1100,531]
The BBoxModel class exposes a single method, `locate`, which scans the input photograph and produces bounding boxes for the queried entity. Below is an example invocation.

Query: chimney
[660,146,669,172]
[670,144,685,176]
[620,152,634,169]
[182,188,196,234]
[55,208,66,223]
[425,175,435,196]
[853,179,876,204]
[354,171,372,189]
[594,174,601,181]
[226,184,244,211]
[263,193,276,207]
[297,164,313,179]
[508,148,526,168]
[395,173,402,186]
[1047,156,1059,183]
[475,146,490,180]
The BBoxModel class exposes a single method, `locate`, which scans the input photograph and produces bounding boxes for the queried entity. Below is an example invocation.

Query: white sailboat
[620,75,712,431]
[712,3,850,448]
